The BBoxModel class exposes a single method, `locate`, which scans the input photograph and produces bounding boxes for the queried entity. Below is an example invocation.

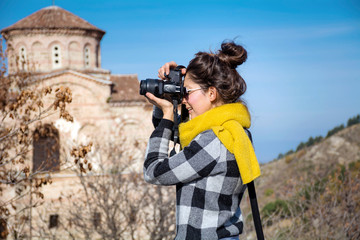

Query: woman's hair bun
[186,41,248,103]
[217,41,247,69]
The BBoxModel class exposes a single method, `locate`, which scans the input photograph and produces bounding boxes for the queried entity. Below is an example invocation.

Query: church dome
[1,6,105,38]
[1,6,108,76]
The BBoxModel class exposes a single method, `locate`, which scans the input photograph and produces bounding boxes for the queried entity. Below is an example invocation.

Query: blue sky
[1,0,359,163]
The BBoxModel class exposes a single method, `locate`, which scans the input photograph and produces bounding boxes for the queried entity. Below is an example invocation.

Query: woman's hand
[146,92,174,121]
[148,61,187,121]
[158,61,187,79]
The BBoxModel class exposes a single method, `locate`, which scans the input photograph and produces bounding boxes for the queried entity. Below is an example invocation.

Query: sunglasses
[184,87,202,100]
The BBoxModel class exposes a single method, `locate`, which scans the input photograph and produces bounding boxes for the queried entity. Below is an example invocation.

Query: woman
[144,41,260,240]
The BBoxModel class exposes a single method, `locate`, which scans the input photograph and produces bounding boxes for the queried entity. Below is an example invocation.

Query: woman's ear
[208,86,218,102]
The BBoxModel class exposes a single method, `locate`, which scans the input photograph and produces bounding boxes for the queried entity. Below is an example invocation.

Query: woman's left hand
[146,92,174,121]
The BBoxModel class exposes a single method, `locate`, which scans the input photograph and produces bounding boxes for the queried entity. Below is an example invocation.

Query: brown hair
[186,41,247,103]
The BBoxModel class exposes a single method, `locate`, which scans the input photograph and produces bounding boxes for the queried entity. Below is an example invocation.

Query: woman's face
[182,76,213,119]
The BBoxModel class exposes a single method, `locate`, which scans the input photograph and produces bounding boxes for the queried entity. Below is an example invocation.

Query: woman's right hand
[158,61,187,79]
[145,92,174,121]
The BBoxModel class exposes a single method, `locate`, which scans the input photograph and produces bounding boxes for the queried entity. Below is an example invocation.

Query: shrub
[261,199,290,220]
[347,114,360,127]
[348,160,360,171]
[265,188,274,197]
[296,142,305,151]
[296,149,306,159]
[285,150,294,155]
[285,155,294,164]
[326,124,345,138]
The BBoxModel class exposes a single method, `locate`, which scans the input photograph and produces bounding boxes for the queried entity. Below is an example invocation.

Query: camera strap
[247,181,264,240]
[244,128,264,240]
[170,99,179,157]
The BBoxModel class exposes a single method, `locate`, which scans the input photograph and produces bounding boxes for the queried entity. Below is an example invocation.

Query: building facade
[1,5,153,170]
[1,6,155,239]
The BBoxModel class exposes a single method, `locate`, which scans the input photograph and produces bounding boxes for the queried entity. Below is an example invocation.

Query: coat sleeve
[144,119,221,185]
[152,106,163,128]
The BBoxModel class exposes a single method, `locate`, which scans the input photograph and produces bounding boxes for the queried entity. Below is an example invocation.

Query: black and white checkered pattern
[144,119,246,240]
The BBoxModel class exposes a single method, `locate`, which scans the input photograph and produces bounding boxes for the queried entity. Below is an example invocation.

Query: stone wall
[6,32,101,74]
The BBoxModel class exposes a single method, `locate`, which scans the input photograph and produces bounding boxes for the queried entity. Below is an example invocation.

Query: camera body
[139,67,185,102]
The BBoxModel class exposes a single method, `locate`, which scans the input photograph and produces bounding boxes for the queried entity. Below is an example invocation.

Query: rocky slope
[257,123,360,201]
[241,124,360,239]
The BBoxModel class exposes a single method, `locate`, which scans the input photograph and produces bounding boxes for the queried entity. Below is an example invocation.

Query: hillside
[241,124,360,240]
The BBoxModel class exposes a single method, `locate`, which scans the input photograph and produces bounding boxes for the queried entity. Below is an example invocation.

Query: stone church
[1,5,154,237]
[1,5,153,169]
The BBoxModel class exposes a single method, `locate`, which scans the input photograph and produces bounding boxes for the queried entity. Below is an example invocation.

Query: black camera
[139,66,186,102]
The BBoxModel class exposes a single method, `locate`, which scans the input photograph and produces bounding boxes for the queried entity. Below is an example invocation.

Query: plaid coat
[144,118,246,240]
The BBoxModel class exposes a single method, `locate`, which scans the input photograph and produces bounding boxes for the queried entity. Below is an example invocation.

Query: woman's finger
[181,68,187,75]
[145,92,158,105]
[165,61,178,75]
[145,92,164,109]
[158,61,179,79]
[163,62,171,76]
[158,66,167,79]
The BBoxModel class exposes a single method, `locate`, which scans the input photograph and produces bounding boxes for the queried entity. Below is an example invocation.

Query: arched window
[33,124,60,172]
[52,45,62,69]
[32,41,43,71]
[84,46,90,68]
[95,44,100,68]
[18,46,27,70]
[49,214,59,229]
[0,218,9,239]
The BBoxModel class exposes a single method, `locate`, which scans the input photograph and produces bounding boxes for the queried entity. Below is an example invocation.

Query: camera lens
[139,80,148,95]
[139,79,164,98]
